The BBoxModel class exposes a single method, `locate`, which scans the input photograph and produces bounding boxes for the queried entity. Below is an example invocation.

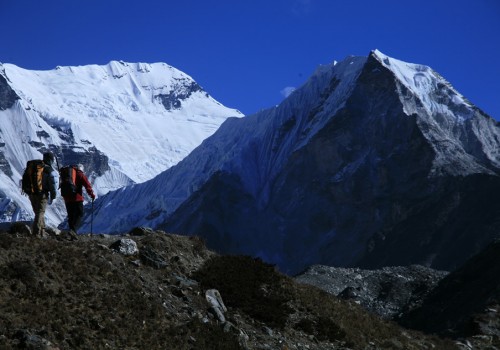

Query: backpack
[21,160,46,195]
[59,165,77,196]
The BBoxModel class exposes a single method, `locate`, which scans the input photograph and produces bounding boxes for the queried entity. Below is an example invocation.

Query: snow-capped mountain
[0,61,242,225]
[85,50,500,274]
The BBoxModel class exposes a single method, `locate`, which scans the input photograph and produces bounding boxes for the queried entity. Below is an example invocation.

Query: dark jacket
[62,169,95,203]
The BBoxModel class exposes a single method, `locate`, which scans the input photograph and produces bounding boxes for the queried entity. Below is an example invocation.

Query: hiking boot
[67,230,78,241]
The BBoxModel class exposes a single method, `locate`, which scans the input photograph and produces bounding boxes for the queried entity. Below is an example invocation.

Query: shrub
[193,255,293,328]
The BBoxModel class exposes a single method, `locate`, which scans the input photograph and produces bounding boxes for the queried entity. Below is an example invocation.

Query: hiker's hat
[43,152,54,164]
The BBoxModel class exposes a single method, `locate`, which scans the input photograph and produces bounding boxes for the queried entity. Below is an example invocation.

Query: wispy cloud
[291,0,313,16]
[281,86,296,98]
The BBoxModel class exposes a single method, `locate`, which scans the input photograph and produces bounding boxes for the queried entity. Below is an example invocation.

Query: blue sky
[1,0,499,119]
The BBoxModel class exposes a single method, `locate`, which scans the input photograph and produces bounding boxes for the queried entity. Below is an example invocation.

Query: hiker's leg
[65,202,77,231]
[73,202,84,233]
[29,194,47,236]
[29,195,41,235]
[38,195,48,235]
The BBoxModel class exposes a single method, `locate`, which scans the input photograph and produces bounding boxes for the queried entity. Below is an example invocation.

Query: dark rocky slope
[399,239,500,343]
[295,265,448,320]
[295,240,500,349]
[357,174,500,271]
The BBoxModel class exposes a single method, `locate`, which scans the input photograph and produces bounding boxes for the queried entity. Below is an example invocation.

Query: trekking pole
[91,198,94,237]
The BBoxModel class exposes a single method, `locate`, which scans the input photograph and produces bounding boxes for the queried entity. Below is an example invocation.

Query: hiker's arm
[81,174,95,200]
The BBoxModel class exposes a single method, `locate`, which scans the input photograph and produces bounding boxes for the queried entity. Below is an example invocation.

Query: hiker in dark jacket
[62,164,95,236]
[29,152,59,237]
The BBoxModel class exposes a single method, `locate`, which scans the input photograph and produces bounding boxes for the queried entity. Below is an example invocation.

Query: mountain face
[0,61,242,225]
[85,50,500,275]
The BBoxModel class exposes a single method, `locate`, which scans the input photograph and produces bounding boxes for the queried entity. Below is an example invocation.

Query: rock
[109,238,138,256]
[129,226,155,236]
[206,289,227,323]
[262,326,274,336]
[338,286,360,300]
[13,329,59,350]
[139,246,167,269]
[173,275,198,289]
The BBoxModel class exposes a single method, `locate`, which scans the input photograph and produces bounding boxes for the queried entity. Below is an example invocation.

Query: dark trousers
[65,201,84,233]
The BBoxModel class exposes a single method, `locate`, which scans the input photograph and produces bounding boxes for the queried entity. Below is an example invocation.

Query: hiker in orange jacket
[62,164,95,235]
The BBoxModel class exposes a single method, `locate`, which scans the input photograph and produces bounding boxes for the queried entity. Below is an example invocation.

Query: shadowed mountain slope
[399,239,500,342]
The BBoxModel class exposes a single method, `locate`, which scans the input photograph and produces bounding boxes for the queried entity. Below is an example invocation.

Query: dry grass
[193,254,458,349]
[0,230,459,349]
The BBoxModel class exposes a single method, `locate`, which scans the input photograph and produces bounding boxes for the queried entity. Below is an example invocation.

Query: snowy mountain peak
[0,60,243,224]
[369,49,474,122]
[82,51,500,276]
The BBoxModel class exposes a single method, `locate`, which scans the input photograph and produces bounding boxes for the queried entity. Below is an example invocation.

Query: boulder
[109,238,138,256]
[140,246,167,269]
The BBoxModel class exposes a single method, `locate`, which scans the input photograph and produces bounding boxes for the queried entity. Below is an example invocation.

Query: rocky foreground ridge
[1,225,499,349]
